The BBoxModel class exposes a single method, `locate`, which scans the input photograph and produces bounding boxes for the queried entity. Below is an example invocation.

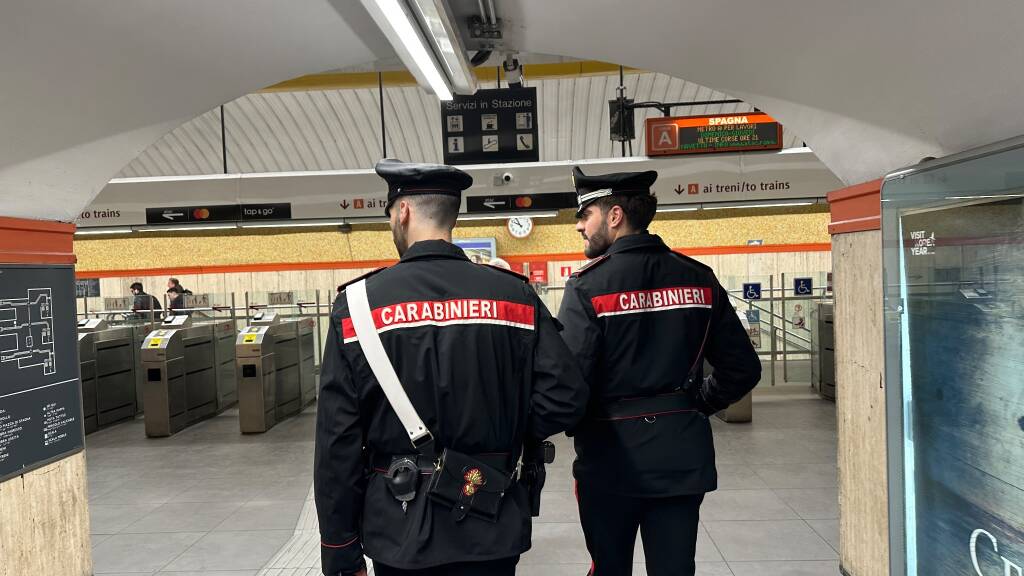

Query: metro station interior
[1,2,1022,576]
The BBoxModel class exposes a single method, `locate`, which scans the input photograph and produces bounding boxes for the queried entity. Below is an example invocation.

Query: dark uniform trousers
[577,484,703,576]
[557,233,762,576]
[373,556,519,576]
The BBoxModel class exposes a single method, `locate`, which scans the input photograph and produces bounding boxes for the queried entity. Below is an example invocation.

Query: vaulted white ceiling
[3,0,1024,222]
[117,72,804,177]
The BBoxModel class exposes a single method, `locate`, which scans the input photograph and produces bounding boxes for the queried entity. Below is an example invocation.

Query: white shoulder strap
[345,279,433,449]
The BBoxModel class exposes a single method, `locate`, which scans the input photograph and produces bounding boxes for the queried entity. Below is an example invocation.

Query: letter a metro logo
[653,125,678,151]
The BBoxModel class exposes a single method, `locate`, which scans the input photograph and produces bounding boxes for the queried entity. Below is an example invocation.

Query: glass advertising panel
[882,140,1024,575]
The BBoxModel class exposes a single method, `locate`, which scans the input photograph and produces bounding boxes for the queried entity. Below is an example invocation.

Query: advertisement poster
[899,199,1024,574]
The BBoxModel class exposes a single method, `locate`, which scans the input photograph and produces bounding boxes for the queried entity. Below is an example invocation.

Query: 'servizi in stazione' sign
[646,112,783,156]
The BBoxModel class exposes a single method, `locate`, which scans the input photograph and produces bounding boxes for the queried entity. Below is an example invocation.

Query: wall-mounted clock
[507,216,533,239]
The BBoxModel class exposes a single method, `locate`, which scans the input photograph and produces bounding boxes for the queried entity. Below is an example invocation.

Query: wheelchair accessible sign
[742,283,762,300]
[794,277,814,296]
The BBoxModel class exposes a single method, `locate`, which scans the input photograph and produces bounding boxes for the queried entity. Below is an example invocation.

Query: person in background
[166,279,192,316]
[129,282,161,318]
[488,257,512,270]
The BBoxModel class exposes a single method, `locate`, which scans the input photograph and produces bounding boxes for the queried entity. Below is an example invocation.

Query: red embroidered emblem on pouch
[462,468,485,496]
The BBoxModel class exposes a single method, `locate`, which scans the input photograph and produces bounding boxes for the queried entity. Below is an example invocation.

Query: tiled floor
[86,406,314,576]
[87,385,839,575]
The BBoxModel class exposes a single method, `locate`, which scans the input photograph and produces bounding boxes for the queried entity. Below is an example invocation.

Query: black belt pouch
[426,448,512,523]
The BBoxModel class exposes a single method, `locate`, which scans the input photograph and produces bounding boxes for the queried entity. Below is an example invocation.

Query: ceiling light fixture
[703,200,816,210]
[74,227,134,235]
[136,224,239,232]
[361,0,477,100]
[458,211,559,221]
[238,220,348,229]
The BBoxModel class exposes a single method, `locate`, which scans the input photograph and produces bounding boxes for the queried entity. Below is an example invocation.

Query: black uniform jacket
[557,233,760,497]
[315,240,588,575]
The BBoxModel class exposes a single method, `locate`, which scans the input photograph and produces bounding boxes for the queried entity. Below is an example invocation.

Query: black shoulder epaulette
[338,266,388,292]
[670,251,713,273]
[484,264,530,283]
[571,254,610,278]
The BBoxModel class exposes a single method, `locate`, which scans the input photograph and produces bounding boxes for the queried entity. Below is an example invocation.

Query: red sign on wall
[529,262,548,284]
[560,266,573,278]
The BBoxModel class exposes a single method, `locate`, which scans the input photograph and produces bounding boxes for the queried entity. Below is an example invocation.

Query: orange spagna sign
[646,112,782,156]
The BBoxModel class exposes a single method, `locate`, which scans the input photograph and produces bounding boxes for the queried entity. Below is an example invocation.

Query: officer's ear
[606,204,626,229]
[398,200,412,226]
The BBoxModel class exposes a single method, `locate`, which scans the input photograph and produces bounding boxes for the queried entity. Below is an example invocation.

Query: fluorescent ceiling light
[459,211,559,221]
[74,227,133,235]
[137,224,238,232]
[238,220,347,229]
[656,206,699,213]
[408,0,477,94]
[346,216,392,225]
[361,0,456,100]
[704,201,815,210]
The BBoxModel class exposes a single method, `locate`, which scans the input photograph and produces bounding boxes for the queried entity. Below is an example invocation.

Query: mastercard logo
[193,208,211,220]
[514,196,533,208]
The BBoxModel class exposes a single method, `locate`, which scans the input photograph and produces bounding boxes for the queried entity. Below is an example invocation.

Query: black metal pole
[496,65,501,88]
[619,66,626,157]
[379,72,387,158]
[220,105,227,174]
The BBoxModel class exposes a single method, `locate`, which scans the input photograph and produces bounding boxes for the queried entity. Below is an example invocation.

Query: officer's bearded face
[577,205,612,258]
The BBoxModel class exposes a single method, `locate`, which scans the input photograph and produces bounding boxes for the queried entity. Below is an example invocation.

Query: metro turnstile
[235,313,317,433]
[139,316,237,437]
[236,326,276,433]
[811,301,836,401]
[78,319,138,434]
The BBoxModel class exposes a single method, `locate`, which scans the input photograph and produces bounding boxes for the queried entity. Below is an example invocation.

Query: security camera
[502,172,514,183]
[503,54,523,89]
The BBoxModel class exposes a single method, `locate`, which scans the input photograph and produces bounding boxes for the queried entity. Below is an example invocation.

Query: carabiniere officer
[558,166,762,576]
[314,159,588,576]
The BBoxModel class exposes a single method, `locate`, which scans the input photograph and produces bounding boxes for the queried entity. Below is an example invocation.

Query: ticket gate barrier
[236,326,276,433]
[811,301,836,401]
[77,318,138,434]
[235,312,317,433]
[139,316,237,437]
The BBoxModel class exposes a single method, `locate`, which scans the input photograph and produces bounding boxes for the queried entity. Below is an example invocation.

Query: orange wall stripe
[827,179,882,235]
[75,243,831,279]
[0,216,77,265]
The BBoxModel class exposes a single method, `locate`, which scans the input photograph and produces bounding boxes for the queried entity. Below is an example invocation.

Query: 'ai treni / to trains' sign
[646,112,783,156]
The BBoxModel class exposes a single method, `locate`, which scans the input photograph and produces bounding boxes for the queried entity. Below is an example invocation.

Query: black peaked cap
[572,166,658,217]
[375,158,473,216]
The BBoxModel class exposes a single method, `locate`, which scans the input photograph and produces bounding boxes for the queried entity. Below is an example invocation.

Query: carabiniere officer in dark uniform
[558,167,761,576]
[315,159,588,576]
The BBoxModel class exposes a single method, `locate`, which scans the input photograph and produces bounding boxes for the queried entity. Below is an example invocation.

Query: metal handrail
[726,292,813,345]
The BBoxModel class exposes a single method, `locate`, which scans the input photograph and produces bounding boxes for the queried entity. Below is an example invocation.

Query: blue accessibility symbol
[742,283,762,300]
[794,277,814,296]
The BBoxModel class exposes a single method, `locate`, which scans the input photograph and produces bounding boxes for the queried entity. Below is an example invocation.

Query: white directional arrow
[483,200,505,209]
[162,212,184,220]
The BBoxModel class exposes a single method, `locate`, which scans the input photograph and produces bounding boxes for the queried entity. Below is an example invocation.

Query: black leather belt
[370,451,513,473]
[592,390,696,421]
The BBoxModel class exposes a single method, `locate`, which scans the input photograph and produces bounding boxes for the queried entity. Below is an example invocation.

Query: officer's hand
[355,570,368,576]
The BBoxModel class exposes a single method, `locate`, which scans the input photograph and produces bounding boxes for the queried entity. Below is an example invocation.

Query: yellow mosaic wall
[74,205,830,272]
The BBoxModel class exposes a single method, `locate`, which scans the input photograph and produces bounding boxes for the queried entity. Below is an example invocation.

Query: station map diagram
[0,288,56,376]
